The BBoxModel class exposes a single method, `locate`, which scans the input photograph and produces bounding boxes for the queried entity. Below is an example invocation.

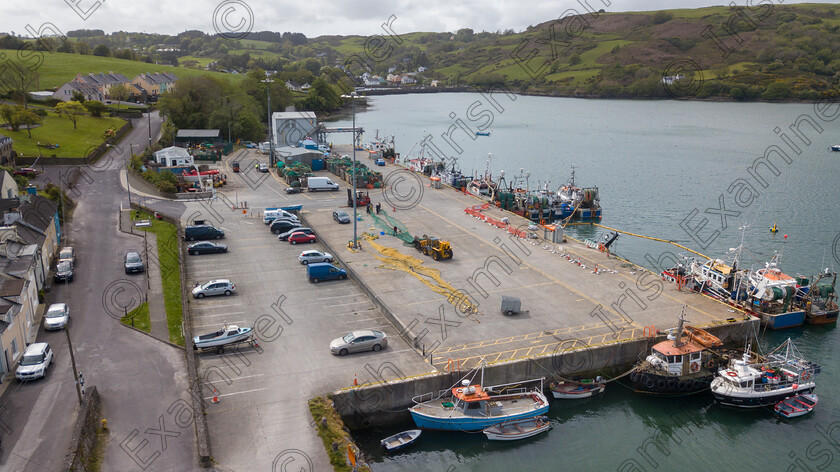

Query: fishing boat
[475,131,491,137]
[482,416,551,441]
[555,165,601,220]
[741,255,806,329]
[549,378,605,399]
[830,144,840,151]
[408,364,549,431]
[802,269,839,325]
[380,430,421,452]
[711,338,820,408]
[630,309,724,395]
[689,257,738,301]
[466,153,499,202]
[661,259,695,288]
[774,393,818,418]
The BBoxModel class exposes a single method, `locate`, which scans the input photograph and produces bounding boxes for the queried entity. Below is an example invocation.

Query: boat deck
[413,393,544,418]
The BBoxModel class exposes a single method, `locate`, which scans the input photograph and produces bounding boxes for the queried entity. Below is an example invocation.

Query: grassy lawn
[132,211,185,346]
[0,49,244,89]
[3,113,125,159]
[121,301,151,332]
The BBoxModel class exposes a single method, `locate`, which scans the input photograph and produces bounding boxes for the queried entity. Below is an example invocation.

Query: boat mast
[673,306,688,348]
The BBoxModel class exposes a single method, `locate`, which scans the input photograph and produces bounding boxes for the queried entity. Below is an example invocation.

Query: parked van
[263,209,299,224]
[258,142,270,154]
[307,176,339,192]
[307,262,347,283]
[184,225,225,241]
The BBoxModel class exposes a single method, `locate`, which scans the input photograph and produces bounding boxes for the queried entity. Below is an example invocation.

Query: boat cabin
[647,326,721,376]
[697,259,735,290]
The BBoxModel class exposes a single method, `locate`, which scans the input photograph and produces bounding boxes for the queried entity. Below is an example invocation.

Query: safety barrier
[464,204,529,239]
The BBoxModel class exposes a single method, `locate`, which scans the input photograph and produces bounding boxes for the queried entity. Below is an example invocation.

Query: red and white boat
[775,393,818,418]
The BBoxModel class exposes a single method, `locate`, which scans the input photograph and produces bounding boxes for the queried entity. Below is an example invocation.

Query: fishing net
[369,209,414,245]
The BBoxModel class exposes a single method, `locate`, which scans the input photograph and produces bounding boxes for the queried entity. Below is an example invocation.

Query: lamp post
[342,92,361,248]
[147,109,152,149]
[261,79,275,167]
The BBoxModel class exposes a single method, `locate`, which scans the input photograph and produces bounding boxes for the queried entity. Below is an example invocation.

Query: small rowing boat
[483,416,551,441]
[549,379,606,399]
[380,429,421,452]
[775,393,818,418]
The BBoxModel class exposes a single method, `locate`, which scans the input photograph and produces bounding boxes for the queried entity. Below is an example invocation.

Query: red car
[14,168,38,177]
[288,232,316,245]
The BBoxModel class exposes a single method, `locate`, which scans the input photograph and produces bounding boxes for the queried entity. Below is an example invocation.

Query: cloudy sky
[4,0,838,38]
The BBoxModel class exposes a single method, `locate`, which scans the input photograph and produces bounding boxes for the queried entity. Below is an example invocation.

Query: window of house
[11,338,18,358]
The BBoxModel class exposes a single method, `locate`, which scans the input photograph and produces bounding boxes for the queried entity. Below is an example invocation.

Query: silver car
[192,279,236,298]
[298,250,333,265]
[44,303,69,330]
[59,247,75,264]
[330,330,388,356]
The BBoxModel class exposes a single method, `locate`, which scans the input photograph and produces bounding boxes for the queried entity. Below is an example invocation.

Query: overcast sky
[4,0,838,38]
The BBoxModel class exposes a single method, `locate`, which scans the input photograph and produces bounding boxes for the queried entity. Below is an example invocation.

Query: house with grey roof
[52,81,105,102]
[132,72,178,96]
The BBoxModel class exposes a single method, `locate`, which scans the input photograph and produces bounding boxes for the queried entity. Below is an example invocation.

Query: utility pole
[127,143,133,208]
[351,92,358,248]
[261,79,275,167]
[65,325,83,405]
[148,109,152,149]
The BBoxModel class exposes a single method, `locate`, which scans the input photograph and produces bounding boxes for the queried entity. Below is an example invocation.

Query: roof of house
[0,134,10,145]
[154,146,192,160]
[0,277,25,298]
[271,111,317,121]
[75,72,131,85]
[175,130,220,139]
[135,72,178,84]
[19,196,58,233]
[0,171,17,191]
[61,82,101,96]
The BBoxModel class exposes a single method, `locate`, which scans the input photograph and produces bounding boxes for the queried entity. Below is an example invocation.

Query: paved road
[0,112,199,472]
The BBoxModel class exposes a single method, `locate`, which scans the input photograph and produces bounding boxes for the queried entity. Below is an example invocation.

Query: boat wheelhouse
[690,258,736,300]
[803,270,839,325]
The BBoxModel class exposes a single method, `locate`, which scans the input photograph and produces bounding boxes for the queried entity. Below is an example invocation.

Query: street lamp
[341,92,362,248]
[261,79,275,167]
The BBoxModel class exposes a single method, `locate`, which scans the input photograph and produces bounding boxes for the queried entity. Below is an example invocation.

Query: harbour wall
[331,318,759,430]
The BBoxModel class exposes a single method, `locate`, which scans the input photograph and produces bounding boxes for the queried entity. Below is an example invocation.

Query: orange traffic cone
[253,337,260,348]
[354,374,358,386]
[212,388,220,404]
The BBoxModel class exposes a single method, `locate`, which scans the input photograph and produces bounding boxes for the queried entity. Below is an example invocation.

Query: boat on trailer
[775,393,818,418]
[549,378,605,399]
[380,430,421,452]
[482,416,551,441]
[193,324,254,354]
[408,364,549,431]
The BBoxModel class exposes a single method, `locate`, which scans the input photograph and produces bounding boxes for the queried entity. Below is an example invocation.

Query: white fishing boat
[482,416,551,441]
[380,430,421,452]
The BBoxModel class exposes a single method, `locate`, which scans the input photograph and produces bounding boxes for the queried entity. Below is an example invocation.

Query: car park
[59,247,75,264]
[54,260,74,282]
[188,242,228,255]
[288,232,316,245]
[285,187,304,194]
[16,343,53,381]
[298,250,332,265]
[332,210,351,224]
[124,251,144,274]
[44,303,69,330]
[184,225,225,241]
[192,279,236,298]
[307,262,347,283]
[278,227,313,241]
[329,330,388,356]
[270,220,301,234]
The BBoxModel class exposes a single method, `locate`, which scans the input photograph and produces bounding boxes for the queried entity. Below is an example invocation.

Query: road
[0,112,199,472]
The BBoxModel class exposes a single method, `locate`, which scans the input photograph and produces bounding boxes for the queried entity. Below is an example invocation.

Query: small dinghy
[483,416,551,441]
[550,378,606,399]
[380,430,421,452]
[775,393,818,418]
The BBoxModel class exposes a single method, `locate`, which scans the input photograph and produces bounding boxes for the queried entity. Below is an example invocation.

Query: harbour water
[328,94,840,471]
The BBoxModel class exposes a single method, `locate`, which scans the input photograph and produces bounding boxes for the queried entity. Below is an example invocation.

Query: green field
[3,113,125,158]
[0,49,244,89]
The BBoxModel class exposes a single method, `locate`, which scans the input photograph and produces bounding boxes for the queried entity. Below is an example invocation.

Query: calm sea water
[328,94,840,472]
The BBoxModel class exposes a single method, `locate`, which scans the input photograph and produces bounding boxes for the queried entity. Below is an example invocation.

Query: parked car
[184,225,225,241]
[289,232,316,245]
[307,176,339,191]
[279,227,313,241]
[44,303,69,331]
[54,260,74,282]
[259,163,269,173]
[333,210,351,224]
[285,187,304,194]
[330,330,388,356]
[298,250,333,265]
[192,279,236,298]
[232,161,240,172]
[124,252,144,274]
[263,209,299,224]
[16,343,53,381]
[245,141,256,148]
[375,158,386,166]
[59,247,75,264]
[307,262,347,283]
[318,144,330,153]
[13,167,38,177]
[188,242,228,255]
[270,220,301,234]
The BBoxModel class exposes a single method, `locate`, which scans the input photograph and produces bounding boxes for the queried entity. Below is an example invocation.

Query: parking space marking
[193,312,246,318]
[306,293,362,301]
[325,301,373,308]
[203,388,268,400]
[194,320,246,329]
[341,317,381,324]
[192,303,243,310]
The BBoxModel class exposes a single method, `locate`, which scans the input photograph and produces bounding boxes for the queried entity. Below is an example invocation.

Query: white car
[44,303,69,330]
[192,279,236,298]
[298,250,333,265]
[16,343,53,381]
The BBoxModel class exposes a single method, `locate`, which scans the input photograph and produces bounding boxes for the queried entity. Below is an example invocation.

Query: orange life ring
[705,359,715,369]
[690,362,700,373]
[726,371,738,377]
[802,371,811,381]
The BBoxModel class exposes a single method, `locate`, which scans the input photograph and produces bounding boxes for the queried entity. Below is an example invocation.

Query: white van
[307,177,339,192]
[258,142,270,154]
[263,209,299,224]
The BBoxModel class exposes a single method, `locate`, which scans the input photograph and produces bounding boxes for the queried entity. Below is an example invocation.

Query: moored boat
[482,416,551,441]
[741,255,807,329]
[775,393,818,418]
[802,270,839,325]
[549,378,605,399]
[380,430,421,452]
[830,144,840,151]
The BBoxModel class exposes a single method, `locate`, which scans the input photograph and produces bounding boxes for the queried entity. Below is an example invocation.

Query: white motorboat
[193,324,254,353]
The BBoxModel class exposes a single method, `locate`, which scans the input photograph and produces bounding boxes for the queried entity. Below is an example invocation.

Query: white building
[153,146,194,167]
[271,111,318,147]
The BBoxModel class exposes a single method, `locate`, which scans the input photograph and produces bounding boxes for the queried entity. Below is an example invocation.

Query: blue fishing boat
[280,204,303,212]
[408,366,549,431]
[475,131,491,136]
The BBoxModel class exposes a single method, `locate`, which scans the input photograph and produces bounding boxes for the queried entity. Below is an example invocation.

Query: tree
[15,108,42,138]
[72,91,86,103]
[651,11,673,24]
[55,101,86,129]
[0,63,39,108]
[762,81,792,100]
[83,100,108,117]
[569,54,581,66]
[109,84,130,110]
[75,41,91,55]
[0,105,15,128]
[93,44,110,57]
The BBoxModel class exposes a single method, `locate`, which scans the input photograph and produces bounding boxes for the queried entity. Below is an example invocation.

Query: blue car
[307,262,347,283]
[375,158,386,166]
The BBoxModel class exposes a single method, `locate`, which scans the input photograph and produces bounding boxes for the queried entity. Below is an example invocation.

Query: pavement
[0,111,199,472]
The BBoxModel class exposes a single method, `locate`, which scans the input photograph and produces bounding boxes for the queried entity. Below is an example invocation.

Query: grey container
[501,296,521,316]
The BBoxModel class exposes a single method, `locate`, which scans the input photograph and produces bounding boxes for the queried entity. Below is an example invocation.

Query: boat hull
[630,371,712,395]
[409,405,549,431]
[712,385,815,408]
[805,308,839,325]
[761,310,805,329]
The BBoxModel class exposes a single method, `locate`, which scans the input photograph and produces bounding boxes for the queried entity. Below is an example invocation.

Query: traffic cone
[253,337,260,348]
[212,388,220,404]
[354,374,358,386]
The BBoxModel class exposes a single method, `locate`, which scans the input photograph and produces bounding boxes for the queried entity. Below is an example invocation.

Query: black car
[54,260,74,282]
[188,242,228,255]
[270,220,301,234]
[279,227,314,241]
[183,225,225,241]
[285,187,304,194]
[332,210,351,224]
[124,252,144,274]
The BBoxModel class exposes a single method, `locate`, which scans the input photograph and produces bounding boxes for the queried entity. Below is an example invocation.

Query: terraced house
[72,72,132,97]
[132,72,178,96]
